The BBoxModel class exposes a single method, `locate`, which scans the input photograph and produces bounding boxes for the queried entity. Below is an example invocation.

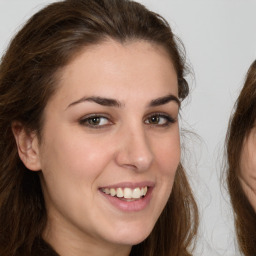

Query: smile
[101,187,148,200]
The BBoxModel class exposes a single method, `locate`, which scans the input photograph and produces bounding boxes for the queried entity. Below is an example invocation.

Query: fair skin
[13,39,180,256]
[240,127,256,211]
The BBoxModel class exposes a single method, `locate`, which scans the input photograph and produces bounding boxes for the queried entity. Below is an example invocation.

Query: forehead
[63,39,175,75]
[50,39,178,107]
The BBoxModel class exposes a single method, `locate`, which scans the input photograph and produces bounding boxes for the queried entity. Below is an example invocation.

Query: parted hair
[226,60,256,256]
[0,0,198,255]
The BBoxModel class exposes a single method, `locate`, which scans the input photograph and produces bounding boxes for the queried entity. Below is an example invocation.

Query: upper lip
[99,181,155,189]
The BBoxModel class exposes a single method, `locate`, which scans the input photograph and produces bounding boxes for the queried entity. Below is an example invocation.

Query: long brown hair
[0,0,198,255]
[226,60,256,256]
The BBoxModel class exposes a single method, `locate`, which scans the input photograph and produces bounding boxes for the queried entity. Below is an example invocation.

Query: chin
[110,223,154,246]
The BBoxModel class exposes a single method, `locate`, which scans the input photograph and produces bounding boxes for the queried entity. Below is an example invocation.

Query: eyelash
[79,113,175,129]
[79,114,112,128]
[144,113,175,127]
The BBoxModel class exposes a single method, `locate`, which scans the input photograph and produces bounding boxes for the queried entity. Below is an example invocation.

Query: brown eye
[148,115,160,124]
[145,114,175,126]
[88,117,101,125]
[79,115,111,128]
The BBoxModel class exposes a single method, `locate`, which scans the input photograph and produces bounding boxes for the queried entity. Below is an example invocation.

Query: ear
[12,122,41,171]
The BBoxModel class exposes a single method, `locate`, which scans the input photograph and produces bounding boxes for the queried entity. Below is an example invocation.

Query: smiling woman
[0,0,198,256]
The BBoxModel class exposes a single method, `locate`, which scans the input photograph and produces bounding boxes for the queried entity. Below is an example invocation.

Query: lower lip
[100,187,153,212]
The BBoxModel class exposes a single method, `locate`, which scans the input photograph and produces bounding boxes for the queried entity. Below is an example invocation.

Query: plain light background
[1,1,256,255]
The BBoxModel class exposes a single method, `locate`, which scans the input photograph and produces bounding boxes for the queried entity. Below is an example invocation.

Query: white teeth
[141,186,147,196]
[116,188,123,198]
[144,186,148,196]
[124,188,133,199]
[104,188,110,195]
[102,186,148,199]
[132,188,141,199]
[110,188,116,196]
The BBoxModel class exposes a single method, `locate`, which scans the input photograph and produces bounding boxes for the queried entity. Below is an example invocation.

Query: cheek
[240,130,256,181]
[152,130,180,200]
[239,137,256,214]
[239,149,256,212]
[240,138,256,181]
[150,133,180,220]
[39,133,113,215]
[154,131,180,175]
[39,133,112,199]
[47,128,110,168]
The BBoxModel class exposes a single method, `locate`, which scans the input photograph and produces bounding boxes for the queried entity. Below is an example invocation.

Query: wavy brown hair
[0,0,198,255]
[226,60,256,256]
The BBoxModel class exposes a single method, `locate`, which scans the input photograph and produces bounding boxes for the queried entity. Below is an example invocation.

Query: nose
[115,126,154,172]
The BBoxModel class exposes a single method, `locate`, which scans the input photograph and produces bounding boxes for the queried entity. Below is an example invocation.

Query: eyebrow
[66,94,180,109]
[67,96,123,109]
[148,94,180,107]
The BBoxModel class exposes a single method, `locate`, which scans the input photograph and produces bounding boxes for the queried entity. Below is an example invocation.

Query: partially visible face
[240,128,256,211]
[36,40,180,253]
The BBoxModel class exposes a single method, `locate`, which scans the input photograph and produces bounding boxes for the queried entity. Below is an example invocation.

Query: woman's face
[34,40,180,254]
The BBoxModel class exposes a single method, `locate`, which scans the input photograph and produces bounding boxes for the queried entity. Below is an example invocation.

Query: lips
[99,182,154,212]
